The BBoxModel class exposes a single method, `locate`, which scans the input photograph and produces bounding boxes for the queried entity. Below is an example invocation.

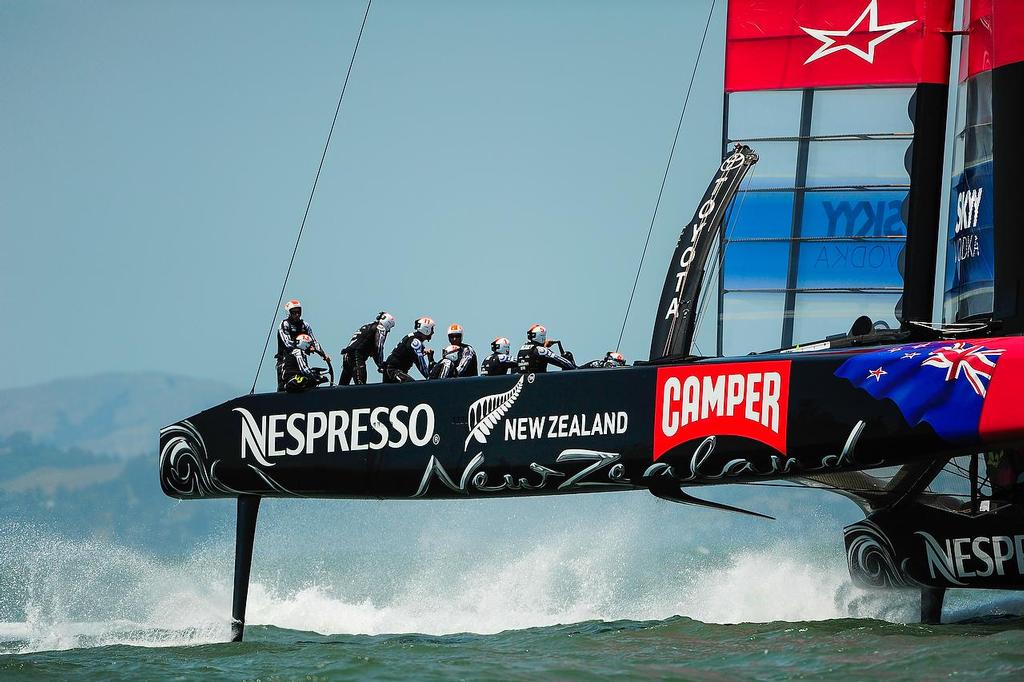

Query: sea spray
[0,489,922,654]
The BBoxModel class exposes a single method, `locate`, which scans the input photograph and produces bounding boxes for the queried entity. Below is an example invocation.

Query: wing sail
[714,0,955,356]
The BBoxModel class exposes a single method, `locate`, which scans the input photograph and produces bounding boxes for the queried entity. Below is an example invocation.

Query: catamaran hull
[159,336,1024,501]
[847,503,1024,592]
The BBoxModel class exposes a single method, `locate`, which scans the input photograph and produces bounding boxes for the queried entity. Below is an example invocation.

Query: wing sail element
[717,0,955,356]
[944,0,1024,328]
[649,145,758,361]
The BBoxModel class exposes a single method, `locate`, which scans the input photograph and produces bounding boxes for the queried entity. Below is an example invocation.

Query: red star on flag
[867,367,887,381]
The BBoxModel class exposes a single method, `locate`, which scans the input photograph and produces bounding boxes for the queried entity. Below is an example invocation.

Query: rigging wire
[614,0,718,353]
[732,480,979,500]
[250,0,374,394]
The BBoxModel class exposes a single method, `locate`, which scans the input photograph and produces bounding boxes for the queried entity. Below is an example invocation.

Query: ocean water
[1,494,1023,679]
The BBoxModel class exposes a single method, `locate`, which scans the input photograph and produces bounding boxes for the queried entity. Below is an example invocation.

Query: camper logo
[800,0,916,66]
[653,361,791,459]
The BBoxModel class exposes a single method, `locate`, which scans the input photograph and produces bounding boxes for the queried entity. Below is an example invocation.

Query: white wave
[0,502,926,654]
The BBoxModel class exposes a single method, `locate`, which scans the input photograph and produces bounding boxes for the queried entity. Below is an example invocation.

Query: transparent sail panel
[715,88,913,355]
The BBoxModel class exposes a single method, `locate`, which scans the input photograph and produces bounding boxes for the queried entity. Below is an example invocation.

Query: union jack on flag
[920,343,1004,397]
[834,341,1006,443]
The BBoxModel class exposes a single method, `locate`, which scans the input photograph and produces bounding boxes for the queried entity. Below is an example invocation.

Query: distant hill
[0,433,231,554]
[0,373,239,458]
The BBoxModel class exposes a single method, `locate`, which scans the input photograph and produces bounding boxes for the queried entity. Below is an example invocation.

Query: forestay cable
[250,0,373,394]
[615,0,718,353]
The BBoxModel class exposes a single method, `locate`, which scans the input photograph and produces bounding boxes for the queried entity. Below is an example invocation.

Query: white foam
[0,509,939,653]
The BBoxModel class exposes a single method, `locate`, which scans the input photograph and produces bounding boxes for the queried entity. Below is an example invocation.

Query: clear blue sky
[2,0,733,390]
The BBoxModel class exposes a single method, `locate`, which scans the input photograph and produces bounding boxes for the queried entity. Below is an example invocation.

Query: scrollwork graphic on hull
[555,450,630,490]
[412,448,632,498]
[159,420,302,498]
[845,519,913,588]
[643,421,873,483]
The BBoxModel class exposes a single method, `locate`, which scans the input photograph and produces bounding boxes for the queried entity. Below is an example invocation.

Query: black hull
[160,336,1024,502]
[847,502,1024,593]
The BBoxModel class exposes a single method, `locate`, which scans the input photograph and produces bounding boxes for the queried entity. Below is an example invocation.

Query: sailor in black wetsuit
[580,352,627,369]
[276,299,328,391]
[445,323,478,377]
[428,345,461,380]
[516,324,576,374]
[481,337,518,376]
[340,311,395,385]
[986,449,1024,505]
[280,334,317,392]
[383,317,435,383]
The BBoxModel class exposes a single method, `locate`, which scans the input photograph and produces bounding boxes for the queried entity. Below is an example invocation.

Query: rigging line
[250,0,374,394]
[727,132,913,143]
[734,481,980,499]
[614,0,718,353]
[746,183,910,193]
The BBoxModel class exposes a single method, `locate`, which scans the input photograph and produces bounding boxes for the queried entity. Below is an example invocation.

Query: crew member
[383,317,435,383]
[986,449,1024,504]
[280,334,317,392]
[580,351,627,369]
[429,345,462,380]
[517,324,576,373]
[445,323,478,377]
[276,299,328,390]
[481,337,518,376]
[340,311,396,385]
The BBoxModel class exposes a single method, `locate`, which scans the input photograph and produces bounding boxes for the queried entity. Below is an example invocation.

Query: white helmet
[606,351,626,366]
[295,333,313,352]
[491,337,510,355]
[447,323,464,345]
[443,344,460,363]
[377,311,396,331]
[284,299,302,313]
[527,324,546,345]
[415,316,435,339]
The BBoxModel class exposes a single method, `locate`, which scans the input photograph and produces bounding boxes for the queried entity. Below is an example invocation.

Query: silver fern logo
[464,375,526,451]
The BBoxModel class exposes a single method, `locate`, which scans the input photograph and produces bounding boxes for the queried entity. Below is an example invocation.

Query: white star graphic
[800,0,916,65]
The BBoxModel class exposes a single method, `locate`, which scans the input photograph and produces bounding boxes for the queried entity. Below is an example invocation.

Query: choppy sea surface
[2,496,1023,680]
[1,617,1023,680]
[3,618,1024,680]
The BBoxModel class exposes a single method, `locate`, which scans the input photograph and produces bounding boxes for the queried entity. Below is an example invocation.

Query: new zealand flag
[834,341,1005,443]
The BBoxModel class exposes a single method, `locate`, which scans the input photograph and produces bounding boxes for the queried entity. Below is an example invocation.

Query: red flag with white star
[726,0,954,92]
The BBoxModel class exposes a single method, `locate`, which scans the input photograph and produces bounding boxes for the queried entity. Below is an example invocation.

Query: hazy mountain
[0,372,239,458]
[0,433,232,553]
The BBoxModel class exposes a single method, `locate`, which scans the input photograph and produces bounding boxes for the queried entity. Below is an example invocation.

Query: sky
[1,0,737,391]
[1,0,960,391]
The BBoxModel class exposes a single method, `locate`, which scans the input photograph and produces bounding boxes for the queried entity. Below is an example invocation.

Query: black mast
[991,59,1024,333]
[899,84,950,328]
